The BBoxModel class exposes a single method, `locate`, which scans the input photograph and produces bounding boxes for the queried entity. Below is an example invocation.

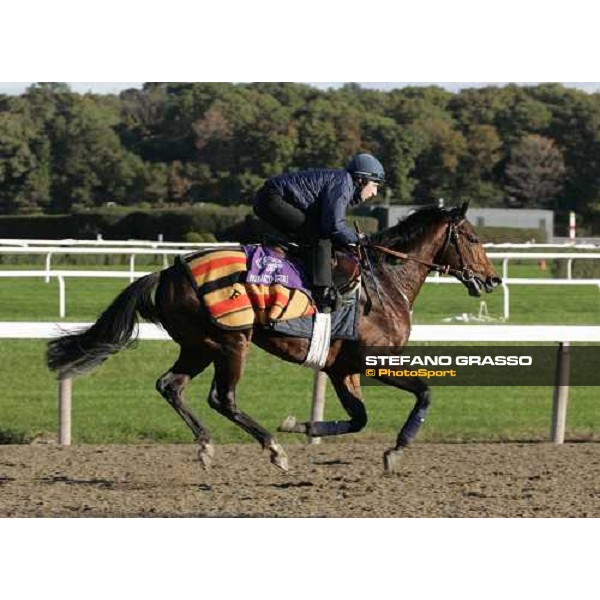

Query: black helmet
[346,153,385,183]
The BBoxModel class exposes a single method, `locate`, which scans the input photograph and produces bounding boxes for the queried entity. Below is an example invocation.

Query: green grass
[2,339,599,445]
[1,259,599,444]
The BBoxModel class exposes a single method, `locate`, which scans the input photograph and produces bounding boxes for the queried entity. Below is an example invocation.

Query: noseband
[371,219,478,284]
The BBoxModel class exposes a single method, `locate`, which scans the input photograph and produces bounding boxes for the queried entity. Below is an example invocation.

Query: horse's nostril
[488,276,502,288]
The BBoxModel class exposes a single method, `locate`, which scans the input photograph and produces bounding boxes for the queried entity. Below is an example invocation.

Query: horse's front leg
[279,372,367,437]
[376,374,431,474]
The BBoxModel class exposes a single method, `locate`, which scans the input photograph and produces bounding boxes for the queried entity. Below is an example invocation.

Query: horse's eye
[460,229,479,244]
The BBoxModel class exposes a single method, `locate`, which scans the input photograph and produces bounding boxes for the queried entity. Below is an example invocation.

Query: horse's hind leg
[156,345,215,468]
[207,331,289,471]
[278,372,368,437]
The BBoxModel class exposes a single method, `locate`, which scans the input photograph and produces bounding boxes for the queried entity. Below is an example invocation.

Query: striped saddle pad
[182,249,315,330]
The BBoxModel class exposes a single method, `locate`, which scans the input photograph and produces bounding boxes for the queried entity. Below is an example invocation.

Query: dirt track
[1,441,599,517]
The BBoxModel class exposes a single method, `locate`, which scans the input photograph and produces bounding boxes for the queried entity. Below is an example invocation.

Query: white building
[379,205,555,242]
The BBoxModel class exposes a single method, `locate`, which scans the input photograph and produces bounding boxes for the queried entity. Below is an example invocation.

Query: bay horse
[47,202,501,473]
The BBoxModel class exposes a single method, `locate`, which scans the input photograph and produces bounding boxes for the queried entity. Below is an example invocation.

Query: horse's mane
[372,205,454,249]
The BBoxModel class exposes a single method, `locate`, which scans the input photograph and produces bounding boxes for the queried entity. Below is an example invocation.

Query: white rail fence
[489,252,600,280]
[2,239,599,249]
[425,276,600,321]
[3,269,600,320]
[1,322,596,447]
[0,270,151,318]
[2,244,600,282]
[3,243,600,319]
[0,243,237,283]
[0,238,205,248]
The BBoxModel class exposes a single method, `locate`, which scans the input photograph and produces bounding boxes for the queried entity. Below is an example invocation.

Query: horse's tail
[47,272,161,377]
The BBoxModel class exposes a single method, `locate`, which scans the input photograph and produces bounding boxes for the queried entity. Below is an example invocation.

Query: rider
[253,153,385,312]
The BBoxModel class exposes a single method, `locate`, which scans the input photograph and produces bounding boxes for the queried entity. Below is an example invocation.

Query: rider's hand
[358,232,371,246]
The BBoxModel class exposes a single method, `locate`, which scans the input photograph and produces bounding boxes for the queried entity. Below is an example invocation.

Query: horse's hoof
[278,416,307,434]
[383,447,404,474]
[198,442,215,469]
[267,441,289,472]
[278,416,297,433]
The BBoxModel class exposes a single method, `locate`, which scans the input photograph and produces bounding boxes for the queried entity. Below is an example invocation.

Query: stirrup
[313,287,336,313]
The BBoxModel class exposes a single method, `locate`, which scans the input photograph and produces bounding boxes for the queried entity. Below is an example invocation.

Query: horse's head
[436,202,502,297]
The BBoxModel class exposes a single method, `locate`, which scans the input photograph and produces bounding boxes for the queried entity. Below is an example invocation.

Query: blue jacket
[259,169,360,245]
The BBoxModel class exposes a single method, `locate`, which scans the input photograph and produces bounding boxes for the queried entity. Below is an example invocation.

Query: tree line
[1,82,598,223]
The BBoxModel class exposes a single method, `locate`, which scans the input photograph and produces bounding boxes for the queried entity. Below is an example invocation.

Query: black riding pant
[253,186,333,287]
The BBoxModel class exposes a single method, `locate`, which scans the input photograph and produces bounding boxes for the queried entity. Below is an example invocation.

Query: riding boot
[311,239,335,313]
[313,286,335,313]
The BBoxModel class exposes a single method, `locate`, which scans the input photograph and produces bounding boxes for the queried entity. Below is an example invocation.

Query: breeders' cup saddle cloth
[180,246,314,330]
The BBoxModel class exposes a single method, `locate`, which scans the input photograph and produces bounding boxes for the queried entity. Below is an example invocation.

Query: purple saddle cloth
[242,245,312,297]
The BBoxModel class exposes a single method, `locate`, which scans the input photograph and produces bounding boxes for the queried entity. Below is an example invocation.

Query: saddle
[332,249,362,297]
[267,243,362,304]
[262,244,362,341]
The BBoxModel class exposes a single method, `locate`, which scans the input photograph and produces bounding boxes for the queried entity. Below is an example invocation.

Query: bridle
[370,218,480,285]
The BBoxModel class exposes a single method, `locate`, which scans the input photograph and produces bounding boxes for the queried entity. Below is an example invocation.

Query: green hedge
[477,226,548,244]
[0,208,541,248]
[0,205,252,241]
[0,207,379,243]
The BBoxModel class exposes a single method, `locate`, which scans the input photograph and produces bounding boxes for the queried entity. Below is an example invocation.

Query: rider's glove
[358,232,371,246]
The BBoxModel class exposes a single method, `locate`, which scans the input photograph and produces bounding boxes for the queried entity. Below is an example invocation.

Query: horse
[47,202,501,473]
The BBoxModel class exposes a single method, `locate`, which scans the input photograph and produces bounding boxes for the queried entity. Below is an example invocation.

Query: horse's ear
[460,201,469,216]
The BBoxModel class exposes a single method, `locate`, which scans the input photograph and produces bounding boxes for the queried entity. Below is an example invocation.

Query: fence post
[309,370,327,445]
[502,258,509,280]
[45,252,52,283]
[58,374,72,446]
[502,282,510,320]
[57,275,66,318]
[551,342,570,444]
